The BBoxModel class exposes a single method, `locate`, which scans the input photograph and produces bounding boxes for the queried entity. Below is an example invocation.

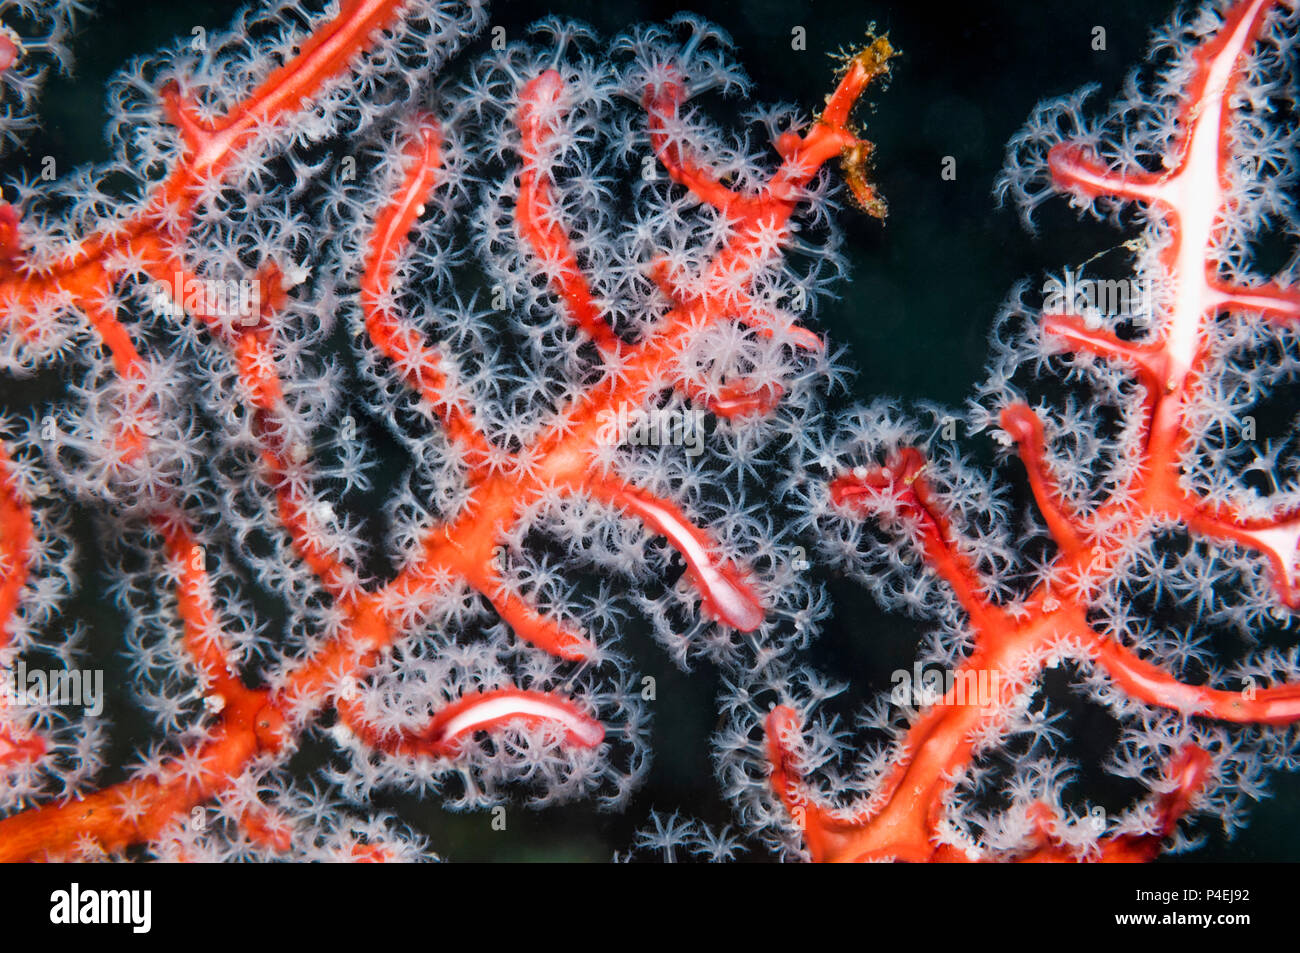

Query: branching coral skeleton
[757,0,1300,862]
[0,0,1296,863]
[0,0,888,859]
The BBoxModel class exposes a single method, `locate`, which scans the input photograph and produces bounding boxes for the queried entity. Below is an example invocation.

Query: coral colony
[0,0,1295,862]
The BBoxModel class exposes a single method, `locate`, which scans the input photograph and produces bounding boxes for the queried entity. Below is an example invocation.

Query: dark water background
[6,0,1299,860]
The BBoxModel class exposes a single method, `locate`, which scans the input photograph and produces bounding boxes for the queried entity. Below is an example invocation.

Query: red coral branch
[0,448,42,771]
[0,2,891,858]
[769,0,1300,862]
[337,687,605,759]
